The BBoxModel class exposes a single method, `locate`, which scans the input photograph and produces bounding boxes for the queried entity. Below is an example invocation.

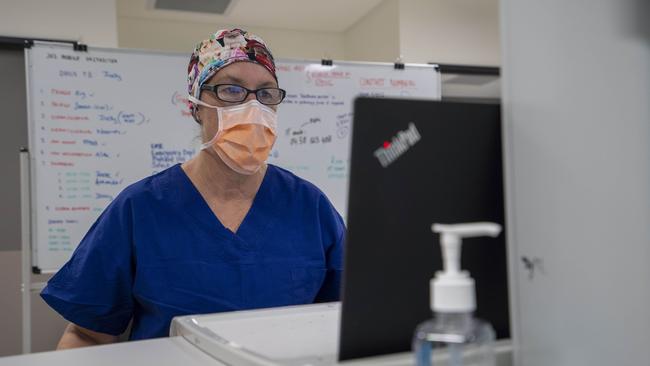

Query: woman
[41,28,345,349]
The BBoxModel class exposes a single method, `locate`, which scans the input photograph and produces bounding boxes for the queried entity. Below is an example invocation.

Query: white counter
[0,336,224,366]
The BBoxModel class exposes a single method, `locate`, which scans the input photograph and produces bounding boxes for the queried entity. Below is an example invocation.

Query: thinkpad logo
[374,122,421,167]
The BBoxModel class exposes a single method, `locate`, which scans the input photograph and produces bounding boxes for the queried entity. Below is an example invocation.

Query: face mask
[188,96,278,175]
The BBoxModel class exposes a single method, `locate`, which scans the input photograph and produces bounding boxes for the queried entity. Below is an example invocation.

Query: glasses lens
[256,88,285,105]
[216,84,247,102]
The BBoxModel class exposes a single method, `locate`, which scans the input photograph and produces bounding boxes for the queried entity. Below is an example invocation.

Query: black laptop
[339,97,509,361]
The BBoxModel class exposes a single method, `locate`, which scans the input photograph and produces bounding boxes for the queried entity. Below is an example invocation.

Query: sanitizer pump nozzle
[430,222,502,313]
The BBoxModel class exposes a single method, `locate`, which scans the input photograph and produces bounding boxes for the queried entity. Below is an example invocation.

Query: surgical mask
[188,96,278,175]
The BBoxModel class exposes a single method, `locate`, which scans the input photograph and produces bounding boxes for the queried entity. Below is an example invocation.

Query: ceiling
[118,0,384,33]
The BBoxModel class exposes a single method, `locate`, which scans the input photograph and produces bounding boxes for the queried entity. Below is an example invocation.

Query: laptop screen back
[339,98,509,361]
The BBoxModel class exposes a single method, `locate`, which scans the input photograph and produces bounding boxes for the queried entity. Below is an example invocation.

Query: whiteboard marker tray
[170,302,341,366]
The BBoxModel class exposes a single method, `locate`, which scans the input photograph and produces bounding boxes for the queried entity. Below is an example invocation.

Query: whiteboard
[26,42,440,272]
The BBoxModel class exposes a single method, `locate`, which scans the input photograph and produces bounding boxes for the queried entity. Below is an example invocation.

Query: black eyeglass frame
[200,83,286,105]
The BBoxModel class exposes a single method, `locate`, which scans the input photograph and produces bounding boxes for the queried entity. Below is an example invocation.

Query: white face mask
[189,96,278,175]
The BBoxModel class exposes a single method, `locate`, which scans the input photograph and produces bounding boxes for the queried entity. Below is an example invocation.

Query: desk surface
[0,336,225,366]
[0,335,512,366]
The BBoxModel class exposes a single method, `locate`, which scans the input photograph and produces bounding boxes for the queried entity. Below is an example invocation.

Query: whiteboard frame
[24,45,40,275]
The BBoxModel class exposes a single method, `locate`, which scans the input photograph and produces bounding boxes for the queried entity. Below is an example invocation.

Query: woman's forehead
[208,62,277,87]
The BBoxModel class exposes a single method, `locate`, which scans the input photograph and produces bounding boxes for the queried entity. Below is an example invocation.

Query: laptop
[339,97,509,361]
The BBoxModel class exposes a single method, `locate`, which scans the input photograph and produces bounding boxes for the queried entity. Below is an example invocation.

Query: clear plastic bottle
[412,222,501,366]
[413,312,495,366]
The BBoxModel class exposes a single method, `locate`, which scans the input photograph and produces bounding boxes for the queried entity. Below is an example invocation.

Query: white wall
[0,0,118,46]
[343,0,501,65]
[343,0,400,62]
[398,0,500,65]
[117,17,346,60]
[501,0,650,365]
[117,0,500,65]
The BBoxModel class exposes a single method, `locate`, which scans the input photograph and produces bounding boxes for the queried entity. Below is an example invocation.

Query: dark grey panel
[0,250,22,356]
[0,48,28,251]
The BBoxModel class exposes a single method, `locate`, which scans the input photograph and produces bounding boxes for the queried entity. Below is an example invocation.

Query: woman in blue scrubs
[41,28,345,349]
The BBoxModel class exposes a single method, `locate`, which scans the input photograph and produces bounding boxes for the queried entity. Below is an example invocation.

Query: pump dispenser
[413,222,502,366]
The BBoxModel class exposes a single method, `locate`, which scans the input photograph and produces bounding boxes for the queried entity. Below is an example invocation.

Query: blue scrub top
[41,163,345,340]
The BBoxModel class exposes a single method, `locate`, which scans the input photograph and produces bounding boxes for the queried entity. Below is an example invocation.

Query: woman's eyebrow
[213,75,277,88]
[213,75,245,85]
[258,81,277,88]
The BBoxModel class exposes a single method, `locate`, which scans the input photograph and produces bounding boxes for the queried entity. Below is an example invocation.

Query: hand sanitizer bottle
[413,222,502,366]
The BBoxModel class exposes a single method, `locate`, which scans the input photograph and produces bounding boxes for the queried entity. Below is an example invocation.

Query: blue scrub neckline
[172,163,276,242]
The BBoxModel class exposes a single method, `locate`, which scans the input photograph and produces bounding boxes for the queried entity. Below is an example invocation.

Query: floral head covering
[187,28,277,119]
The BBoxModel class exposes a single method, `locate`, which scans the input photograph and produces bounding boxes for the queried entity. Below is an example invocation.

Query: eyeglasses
[201,84,286,106]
